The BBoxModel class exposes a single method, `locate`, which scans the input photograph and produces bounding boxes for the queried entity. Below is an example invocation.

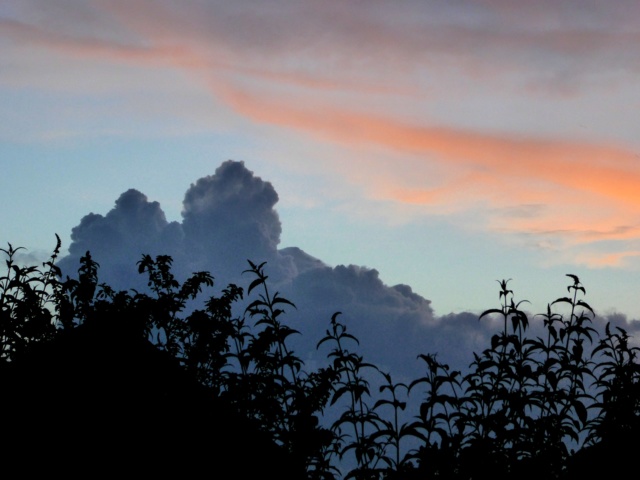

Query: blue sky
[3,0,640,324]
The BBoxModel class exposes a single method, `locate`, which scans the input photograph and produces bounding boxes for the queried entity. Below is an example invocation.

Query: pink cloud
[574,250,640,268]
[210,79,640,204]
[11,0,640,90]
[203,75,640,248]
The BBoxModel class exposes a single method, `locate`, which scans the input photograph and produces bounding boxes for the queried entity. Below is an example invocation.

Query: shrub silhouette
[1,242,301,478]
[2,237,640,478]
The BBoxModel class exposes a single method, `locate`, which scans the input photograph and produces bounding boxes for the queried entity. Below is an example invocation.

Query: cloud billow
[181,160,294,284]
[58,188,183,292]
[58,160,484,376]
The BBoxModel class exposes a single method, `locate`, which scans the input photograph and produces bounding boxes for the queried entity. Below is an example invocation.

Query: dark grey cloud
[181,160,295,284]
[593,311,640,348]
[57,188,182,291]
[59,160,640,381]
[283,261,437,375]
[57,161,451,379]
[58,161,292,287]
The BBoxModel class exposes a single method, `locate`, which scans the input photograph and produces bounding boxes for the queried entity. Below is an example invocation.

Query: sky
[3,1,640,373]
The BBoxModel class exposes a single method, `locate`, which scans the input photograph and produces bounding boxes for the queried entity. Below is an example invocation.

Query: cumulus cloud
[180,159,295,283]
[57,188,183,291]
[57,161,477,377]
[56,161,640,379]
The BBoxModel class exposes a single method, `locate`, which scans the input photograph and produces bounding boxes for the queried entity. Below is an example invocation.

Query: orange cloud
[201,78,640,252]
[15,19,204,69]
[574,250,640,268]
[211,79,640,203]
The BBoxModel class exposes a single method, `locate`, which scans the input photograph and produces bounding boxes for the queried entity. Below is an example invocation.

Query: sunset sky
[3,0,640,323]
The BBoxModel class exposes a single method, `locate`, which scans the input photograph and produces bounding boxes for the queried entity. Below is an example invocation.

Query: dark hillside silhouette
[1,312,300,478]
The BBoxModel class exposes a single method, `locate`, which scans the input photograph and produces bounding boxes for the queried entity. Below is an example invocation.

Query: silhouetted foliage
[2,238,640,478]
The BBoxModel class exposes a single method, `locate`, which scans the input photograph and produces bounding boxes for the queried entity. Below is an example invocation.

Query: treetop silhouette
[1,238,639,478]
